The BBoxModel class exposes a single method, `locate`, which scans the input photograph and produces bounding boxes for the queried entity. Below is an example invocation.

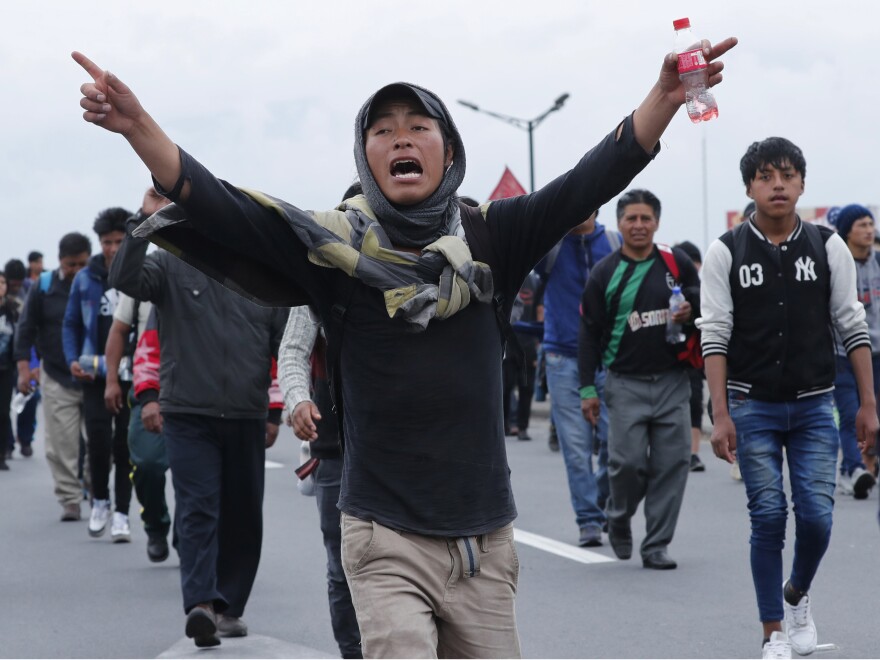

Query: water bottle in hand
[11,391,34,415]
[666,286,687,344]
[673,17,719,123]
[78,354,106,378]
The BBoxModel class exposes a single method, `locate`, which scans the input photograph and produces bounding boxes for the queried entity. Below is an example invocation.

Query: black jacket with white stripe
[698,217,869,402]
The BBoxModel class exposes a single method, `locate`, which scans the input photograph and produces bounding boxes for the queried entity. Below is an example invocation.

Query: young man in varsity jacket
[578,189,700,571]
[699,137,878,659]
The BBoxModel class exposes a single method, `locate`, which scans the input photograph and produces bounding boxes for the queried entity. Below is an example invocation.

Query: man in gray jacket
[109,211,286,648]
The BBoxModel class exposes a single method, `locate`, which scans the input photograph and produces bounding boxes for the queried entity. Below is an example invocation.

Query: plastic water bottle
[119,356,133,382]
[673,17,719,123]
[79,354,106,378]
[666,286,687,344]
[11,390,35,415]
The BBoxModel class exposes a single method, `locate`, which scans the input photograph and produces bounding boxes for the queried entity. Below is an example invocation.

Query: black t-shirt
[160,113,656,536]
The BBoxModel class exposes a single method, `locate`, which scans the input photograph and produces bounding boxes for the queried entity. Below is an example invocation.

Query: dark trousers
[128,400,171,537]
[164,412,265,616]
[0,370,14,456]
[314,458,362,658]
[502,352,536,432]
[82,381,131,513]
[17,388,40,447]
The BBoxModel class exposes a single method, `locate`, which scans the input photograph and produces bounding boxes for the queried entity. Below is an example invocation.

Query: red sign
[488,167,527,201]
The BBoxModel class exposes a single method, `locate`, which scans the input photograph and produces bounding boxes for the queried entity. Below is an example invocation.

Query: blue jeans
[729,392,837,623]
[545,352,608,528]
[832,355,880,476]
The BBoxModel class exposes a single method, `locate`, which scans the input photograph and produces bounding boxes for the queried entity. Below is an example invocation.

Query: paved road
[1,404,878,658]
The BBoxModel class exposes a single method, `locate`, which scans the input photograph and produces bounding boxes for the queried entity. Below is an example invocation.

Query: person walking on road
[700,137,878,659]
[826,204,880,499]
[12,234,91,515]
[62,207,133,542]
[578,189,699,571]
[109,212,286,648]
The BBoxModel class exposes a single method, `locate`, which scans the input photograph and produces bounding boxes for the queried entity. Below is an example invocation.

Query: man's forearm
[104,322,129,385]
[704,354,729,418]
[848,345,877,407]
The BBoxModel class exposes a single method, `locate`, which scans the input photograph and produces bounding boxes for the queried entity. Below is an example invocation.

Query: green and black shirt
[578,245,699,396]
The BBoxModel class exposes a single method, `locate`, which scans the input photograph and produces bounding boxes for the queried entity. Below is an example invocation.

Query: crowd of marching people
[3,32,880,660]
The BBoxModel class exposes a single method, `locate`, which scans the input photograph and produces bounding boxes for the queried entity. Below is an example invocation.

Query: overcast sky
[3,0,878,269]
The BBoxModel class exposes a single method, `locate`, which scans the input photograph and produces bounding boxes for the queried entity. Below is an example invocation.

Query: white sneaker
[783,582,817,655]
[762,631,791,659]
[837,471,854,496]
[851,466,876,500]
[89,499,111,537]
[730,459,743,481]
[110,512,131,543]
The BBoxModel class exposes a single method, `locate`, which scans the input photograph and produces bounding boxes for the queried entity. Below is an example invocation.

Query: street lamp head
[554,93,570,109]
[458,100,479,111]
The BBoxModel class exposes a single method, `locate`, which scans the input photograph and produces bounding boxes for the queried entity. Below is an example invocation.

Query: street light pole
[457,93,570,193]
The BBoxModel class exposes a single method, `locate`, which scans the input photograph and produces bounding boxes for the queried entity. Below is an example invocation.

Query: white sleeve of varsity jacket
[696,238,734,357]
[278,305,319,414]
[827,233,871,354]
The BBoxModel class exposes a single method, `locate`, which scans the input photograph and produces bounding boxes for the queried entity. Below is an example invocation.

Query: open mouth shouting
[391,158,423,180]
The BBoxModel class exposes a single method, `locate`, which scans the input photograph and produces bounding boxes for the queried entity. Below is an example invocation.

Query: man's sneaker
[851,466,876,500]
[20,443,33,458]
[578,524,602,547]
[783,581,817,656]
[517,429,532,441]
[216,614,248,638]
[61,503,81,521]
[837,471,854,496]
[730,459,743,481]
[147,534,170,563]
[110,512,131,543]
[0,458,8,471]
[185,606,220,648]
[689,454,706,472]
[88,499,111,537]
[762,631,792,659]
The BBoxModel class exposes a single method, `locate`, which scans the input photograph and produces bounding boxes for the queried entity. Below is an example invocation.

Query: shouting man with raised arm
[73,38,736,658]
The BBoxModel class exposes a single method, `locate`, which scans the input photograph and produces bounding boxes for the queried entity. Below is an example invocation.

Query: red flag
[488,167,527,201]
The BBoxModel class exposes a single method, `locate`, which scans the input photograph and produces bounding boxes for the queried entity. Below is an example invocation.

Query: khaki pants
[341,513,520,659]
[41,369,84,505]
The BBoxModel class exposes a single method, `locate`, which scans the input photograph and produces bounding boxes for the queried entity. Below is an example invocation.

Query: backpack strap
[656,243,680,281]
[458,203,525,369]
[324,278,358,453]
[540,242,563,280]
[605,229,621,253]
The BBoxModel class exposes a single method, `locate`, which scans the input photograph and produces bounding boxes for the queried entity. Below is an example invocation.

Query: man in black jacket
[13,233,91,520]
[109,220,287,648]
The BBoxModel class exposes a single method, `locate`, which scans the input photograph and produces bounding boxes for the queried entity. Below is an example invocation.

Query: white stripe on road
[514,528,616,564]
[265,460,284,469]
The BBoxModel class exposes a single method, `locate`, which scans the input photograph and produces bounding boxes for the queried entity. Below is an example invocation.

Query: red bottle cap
[673,17,690,30]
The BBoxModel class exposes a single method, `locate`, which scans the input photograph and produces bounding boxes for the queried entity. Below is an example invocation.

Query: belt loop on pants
[455,536,482,578]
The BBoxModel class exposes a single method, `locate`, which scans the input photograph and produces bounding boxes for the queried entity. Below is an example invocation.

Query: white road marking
[814,643,839,653]
[514,528,616,564]
[265,460,284,469]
